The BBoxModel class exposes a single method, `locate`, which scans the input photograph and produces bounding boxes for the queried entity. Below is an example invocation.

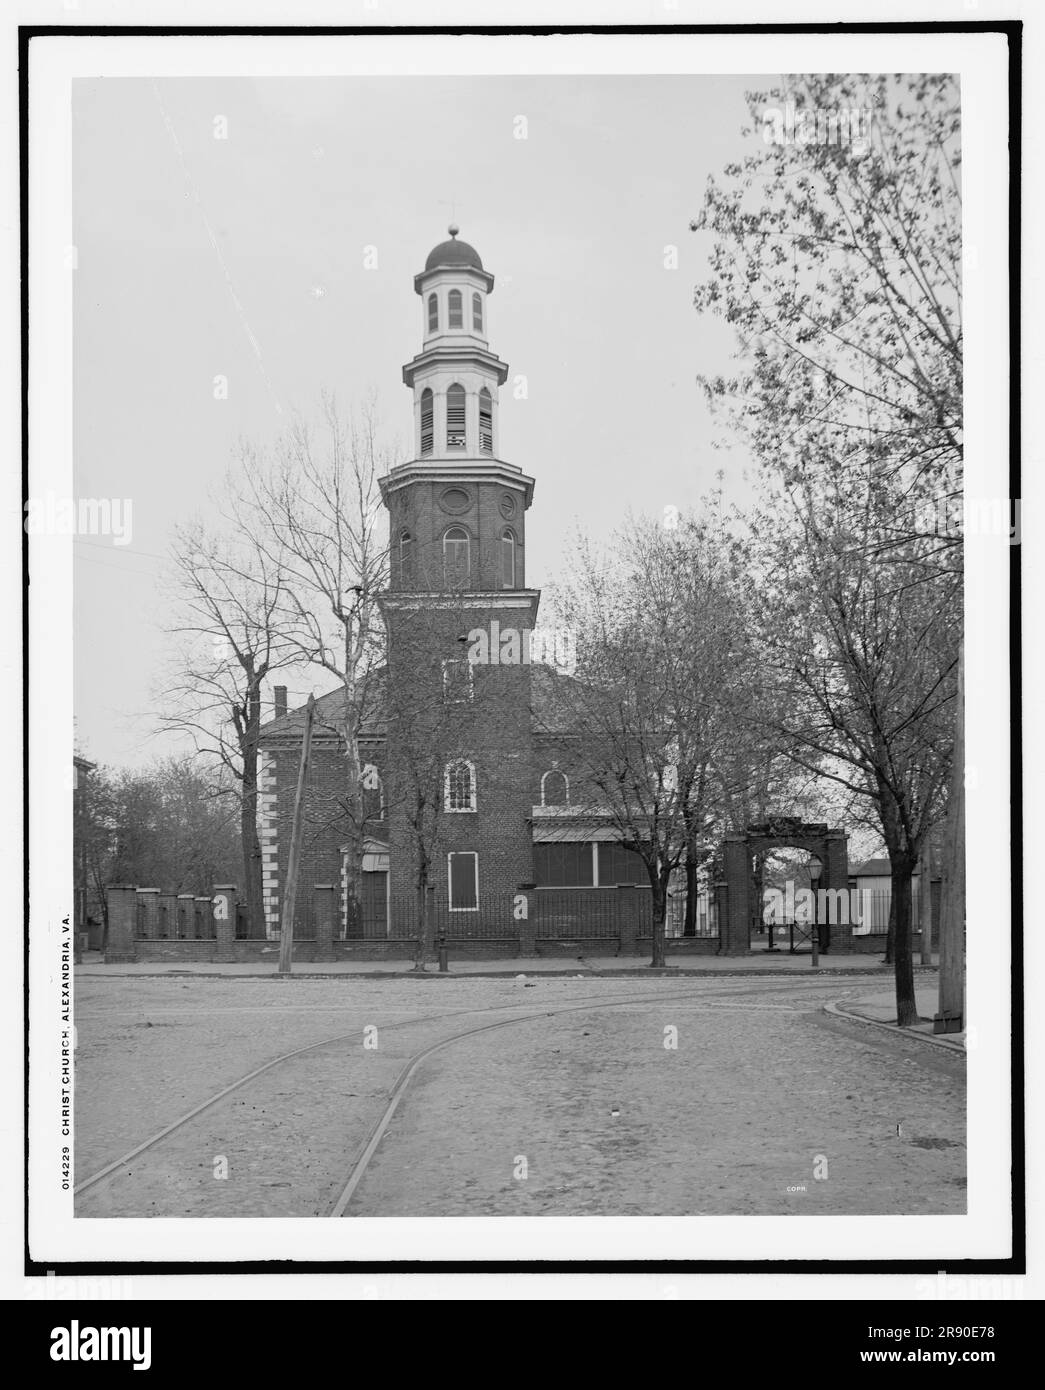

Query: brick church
[258,227,652,941]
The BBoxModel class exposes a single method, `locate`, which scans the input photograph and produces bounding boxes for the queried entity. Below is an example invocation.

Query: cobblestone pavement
[74,974,964,1218]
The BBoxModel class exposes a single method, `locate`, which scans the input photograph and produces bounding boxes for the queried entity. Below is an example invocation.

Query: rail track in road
[74,977,859,1216]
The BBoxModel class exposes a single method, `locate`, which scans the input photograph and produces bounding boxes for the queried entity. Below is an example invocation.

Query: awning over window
[531,820,621,844]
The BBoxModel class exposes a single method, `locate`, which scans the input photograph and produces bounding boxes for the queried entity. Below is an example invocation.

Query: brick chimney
[274,685,288,720]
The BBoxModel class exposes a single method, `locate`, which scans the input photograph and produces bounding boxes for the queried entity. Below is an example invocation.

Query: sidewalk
[76,950,936,979]
[824,984,965,1052]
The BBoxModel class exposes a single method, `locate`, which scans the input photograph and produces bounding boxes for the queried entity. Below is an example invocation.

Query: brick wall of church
[384,600,537,913]
[265,739,387,936]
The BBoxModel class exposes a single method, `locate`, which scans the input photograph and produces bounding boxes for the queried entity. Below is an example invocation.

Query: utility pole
[919,830,934,967]
[278,694,316,977]
[934,647,965,1032]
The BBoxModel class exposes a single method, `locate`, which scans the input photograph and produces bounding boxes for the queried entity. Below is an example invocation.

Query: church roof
[259,670,387,745]
[259,661,584,746]
[424,227,484,272]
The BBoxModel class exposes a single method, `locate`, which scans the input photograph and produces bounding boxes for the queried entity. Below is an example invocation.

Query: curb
[823,1000,966,1053]
[78,964,919,982]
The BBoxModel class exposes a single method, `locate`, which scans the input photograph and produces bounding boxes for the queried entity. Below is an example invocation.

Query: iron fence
[385,893,519,941]
[533,888,644,940]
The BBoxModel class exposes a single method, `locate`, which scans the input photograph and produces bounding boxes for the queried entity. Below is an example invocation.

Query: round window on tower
[499,493,516,520]
[440,487,472,515]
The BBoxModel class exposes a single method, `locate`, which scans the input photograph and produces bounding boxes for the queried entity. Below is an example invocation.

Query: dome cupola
[424,223,484,272]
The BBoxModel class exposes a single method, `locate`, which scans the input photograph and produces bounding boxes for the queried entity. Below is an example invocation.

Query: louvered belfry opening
[420,388,434,456]
[479,387,493,453]
[427,292,438,332]
[472,292,483,332]
[446,384,466,449]
[448,289,463,329]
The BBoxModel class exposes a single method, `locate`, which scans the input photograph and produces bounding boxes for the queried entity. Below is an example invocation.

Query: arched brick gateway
[719,817,849,956]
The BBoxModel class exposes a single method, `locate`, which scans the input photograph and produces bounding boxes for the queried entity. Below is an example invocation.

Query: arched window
[427,292,439,332]
[479,387,493,454]
[541,768,569,807]
[446,383,466,449]
[445,759,476,812]
[443,526,470,585]
[501,528,516,588]
[472,292,483,332]
[448,289,463,329]
[420,388,434,456]
[399,529,413,581]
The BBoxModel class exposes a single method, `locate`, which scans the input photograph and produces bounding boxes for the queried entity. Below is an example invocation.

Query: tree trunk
[650,871,668,968]
[889,857,918,1027]
[241,690,264,938]
[937,646,965,1029]
[278,695,316,976]
[884,891,896,964]
[341,719,364,939]
[342,817,364,938]
[919,839,934,966]
[413,866,433,971]
[683,846,698,937]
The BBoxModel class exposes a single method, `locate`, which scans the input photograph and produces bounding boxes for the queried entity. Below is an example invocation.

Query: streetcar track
[75,979,851,1206]
[330,986,844,1215]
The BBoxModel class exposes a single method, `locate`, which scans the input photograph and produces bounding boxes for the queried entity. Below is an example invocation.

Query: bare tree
[230,394,392,935]
[692,73,963,1024]
[739,476,958,1023]
[161,523,295,934]
[543,516,753,967]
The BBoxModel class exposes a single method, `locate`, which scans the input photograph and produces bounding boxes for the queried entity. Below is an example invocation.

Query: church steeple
[378,230,540,930]
[403,226,509,462]
[381,230,536,598]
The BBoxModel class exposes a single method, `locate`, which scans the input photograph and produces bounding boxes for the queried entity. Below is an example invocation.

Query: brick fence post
[821,830,850,955]
[212,885,237,962]
[515,884,536,957]
[714,880,729,955]
[137,888,160,939]
[617,884,639,955]
[721,835,750,956]
[313,884,337,963]
[104,886,138,963]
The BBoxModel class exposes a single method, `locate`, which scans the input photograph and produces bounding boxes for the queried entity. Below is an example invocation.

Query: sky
[72,74,763,768]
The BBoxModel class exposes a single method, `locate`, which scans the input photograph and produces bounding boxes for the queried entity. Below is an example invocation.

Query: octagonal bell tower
[382,225,537,594]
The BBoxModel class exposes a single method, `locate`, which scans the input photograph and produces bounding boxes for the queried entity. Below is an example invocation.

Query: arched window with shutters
[501,528,516,588]
[399,530,413,583]
[420,389,434,456]
[443,526,470,585]
[448,289,463,329]
[472,292,483,332]
[479,387,493,454]
[446,383,466,449]
[427,293,439,332]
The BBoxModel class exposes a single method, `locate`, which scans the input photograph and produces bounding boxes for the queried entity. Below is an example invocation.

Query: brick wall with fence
[101,882,721,962]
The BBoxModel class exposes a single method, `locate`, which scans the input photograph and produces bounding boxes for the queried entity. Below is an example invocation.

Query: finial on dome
[448,222,459,238]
